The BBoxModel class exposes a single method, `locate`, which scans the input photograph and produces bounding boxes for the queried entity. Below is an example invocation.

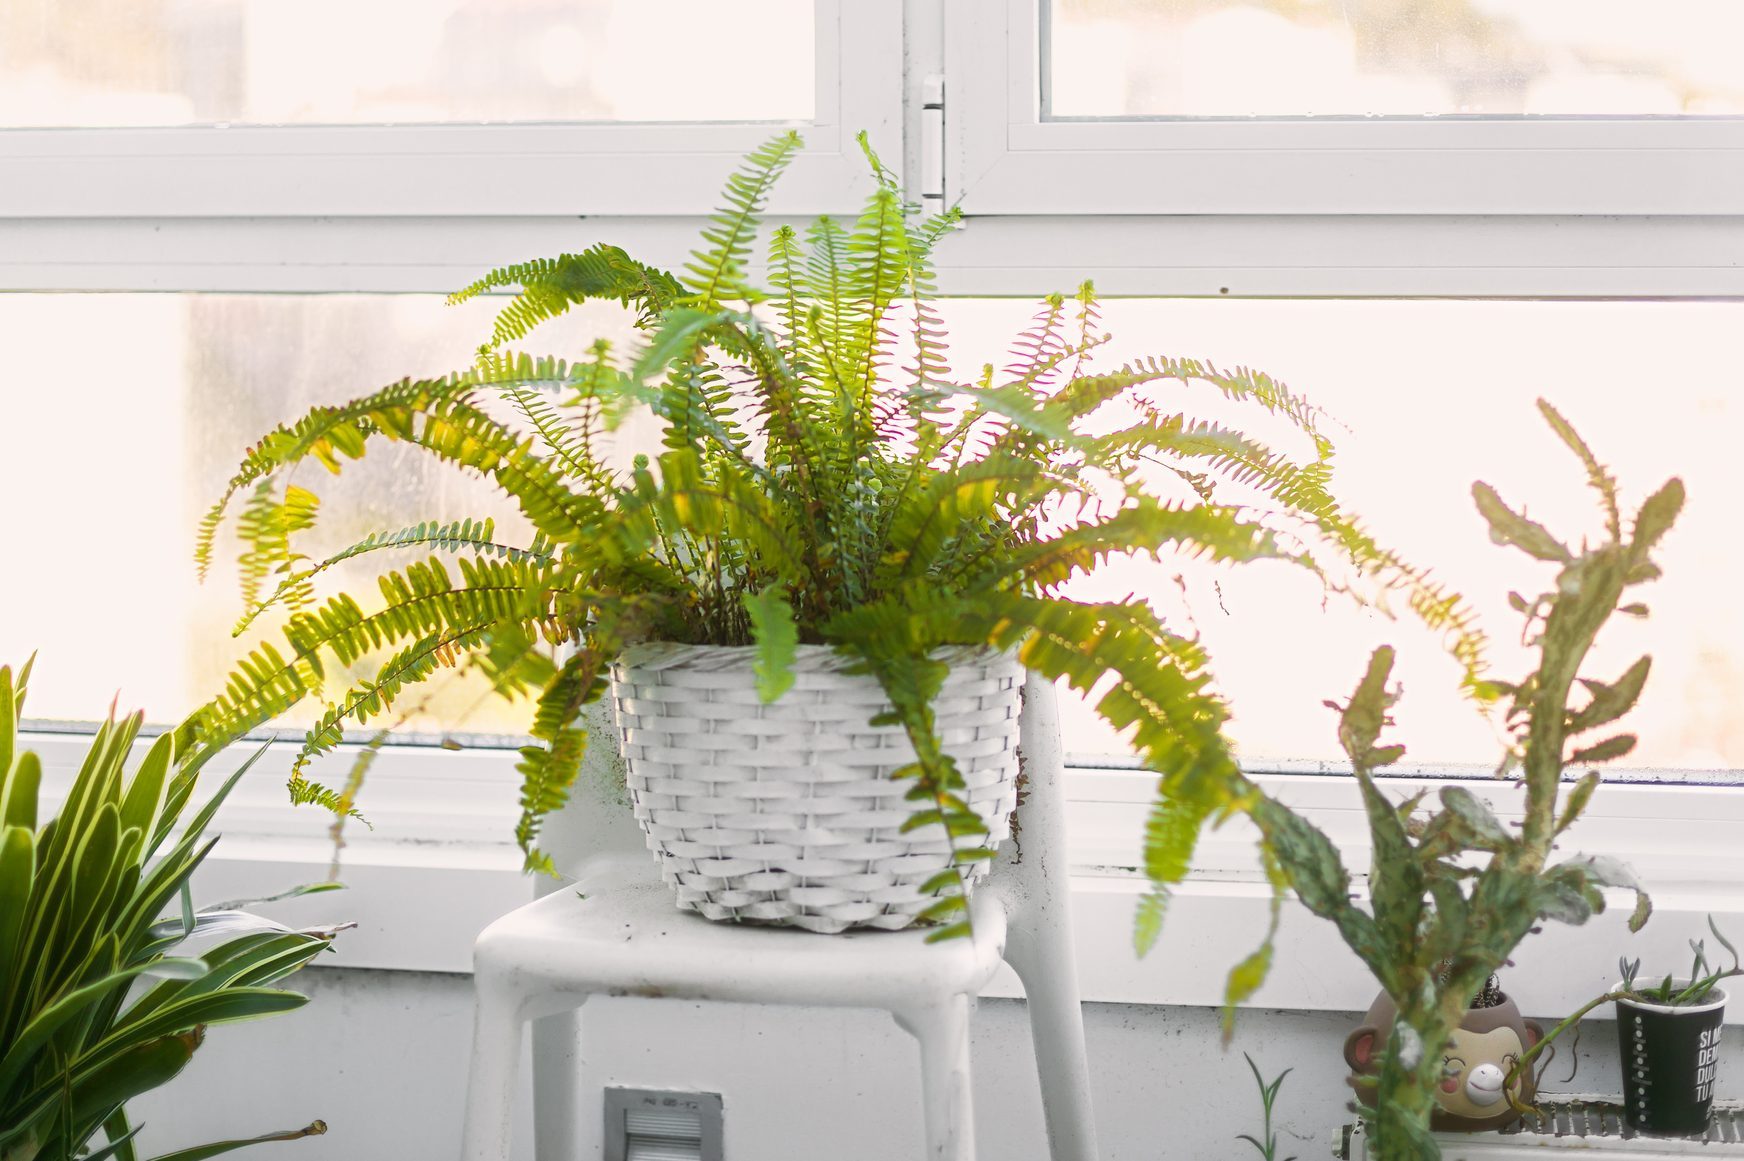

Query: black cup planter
[1616,982,1729,1136]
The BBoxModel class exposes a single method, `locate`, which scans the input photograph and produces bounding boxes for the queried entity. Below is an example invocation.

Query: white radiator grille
[626,1142,701,1161]
[626,1107,703,1161]
[605,1088,722,1161]
[1343,1096,1744,1158]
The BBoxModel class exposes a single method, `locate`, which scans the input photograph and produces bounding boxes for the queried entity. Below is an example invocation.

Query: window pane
[934,299,1742,776]
[7,295,1738,780]
[0,292,645,733]
[1,0,813,128]
[1047,0,1744,118]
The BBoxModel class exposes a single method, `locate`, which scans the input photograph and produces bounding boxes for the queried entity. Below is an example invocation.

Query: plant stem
[1502,988,1632,1111]
[1368,1001,1460,1161]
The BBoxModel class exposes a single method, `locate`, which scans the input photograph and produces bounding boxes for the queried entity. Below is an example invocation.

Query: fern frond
[725,312,827,494]
[233,482,319,614]
[498,380,622,502]
[630,309,756,457]
[743,583,799,703]
[823,594,994,940]
[235,518,551,637]
[800,215,858,432]
[620,450,809,586]
[511,607,642,870]
[197,375,475,576]
[1003,293,1072,393]
[203,379,601,594]
[682,130,804,310]
[767,224,810,368]
[1081,413,1338,512]
[879,455,1047,585]
[194,556,563,758]
[984,592,1245,809]
[1135,791,1215,955]
[517,667,593,831]
[897,199,964,450]
[291,623,490,787]
[198,365,586,576]
[960,499,1296,593]
[448,244,683,346]
[840,151,911,418]
[189,641,320,771]
[1067,280,1104,382]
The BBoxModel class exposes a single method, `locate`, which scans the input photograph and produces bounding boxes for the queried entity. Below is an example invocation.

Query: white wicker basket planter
[609,642,1023,934]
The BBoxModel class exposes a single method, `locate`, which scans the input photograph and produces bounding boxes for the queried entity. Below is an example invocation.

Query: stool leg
[532,1007,583,1160]
[893,995,976,1161]
[462,984,527,1161]
[1004,928,1099,1161]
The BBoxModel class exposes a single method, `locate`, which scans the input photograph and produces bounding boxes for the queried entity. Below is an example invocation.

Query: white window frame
[8,0,1744,1014]
[0,1,899,218]
[944,0,1744,217]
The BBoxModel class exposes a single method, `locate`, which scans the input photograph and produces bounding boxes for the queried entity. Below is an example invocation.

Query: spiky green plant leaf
[1155,411,1682,1160]
[0,666,341,1160]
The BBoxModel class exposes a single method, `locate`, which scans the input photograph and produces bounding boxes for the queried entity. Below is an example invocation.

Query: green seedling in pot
[1504,916,1743,1111]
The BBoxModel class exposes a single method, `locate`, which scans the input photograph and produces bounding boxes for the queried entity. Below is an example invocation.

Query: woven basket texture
[610,642,1022,934]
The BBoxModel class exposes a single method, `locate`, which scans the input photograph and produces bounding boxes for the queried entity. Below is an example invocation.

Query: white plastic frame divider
[943,0,1744,216]
[0,1,899,219]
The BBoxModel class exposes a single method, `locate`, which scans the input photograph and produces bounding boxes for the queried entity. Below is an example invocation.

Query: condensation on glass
[1047,0,1744,118]
[0,293,644,735]
[0,0,813,128]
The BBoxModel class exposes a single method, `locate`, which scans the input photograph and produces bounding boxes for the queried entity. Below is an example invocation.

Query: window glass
[934,299,1742,775]
[1046,0,1744,118]
[0,0,813,128]
[0,292,644,733]
[5,295,1738,779]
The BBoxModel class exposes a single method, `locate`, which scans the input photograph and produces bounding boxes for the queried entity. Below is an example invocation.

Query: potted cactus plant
[192,132,1467,937]
[1144,402,1680,1158]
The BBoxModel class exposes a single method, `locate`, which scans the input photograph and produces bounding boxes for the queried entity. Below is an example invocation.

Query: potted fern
[193,132,1459,937]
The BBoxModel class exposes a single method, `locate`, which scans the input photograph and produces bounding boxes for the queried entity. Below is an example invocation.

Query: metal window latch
[922,73,946,210]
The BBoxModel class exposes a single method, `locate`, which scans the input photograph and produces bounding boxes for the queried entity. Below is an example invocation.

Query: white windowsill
[29,729,1744,1019]
[186,837,1744,1026]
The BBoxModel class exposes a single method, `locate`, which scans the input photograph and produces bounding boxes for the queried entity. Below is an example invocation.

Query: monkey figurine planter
[1345,983,1546,1132]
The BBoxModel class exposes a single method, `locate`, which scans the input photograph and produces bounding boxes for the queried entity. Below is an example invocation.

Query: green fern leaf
[448,244,682,347]
[682,131,804,309]
[744,584,799,703]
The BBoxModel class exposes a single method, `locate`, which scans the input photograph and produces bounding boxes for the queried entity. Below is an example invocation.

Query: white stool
[461,675,1099,1161]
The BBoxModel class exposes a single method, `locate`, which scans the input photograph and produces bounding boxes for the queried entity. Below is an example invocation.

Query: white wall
[128,969,532,1160]
[128,967,1721,1161]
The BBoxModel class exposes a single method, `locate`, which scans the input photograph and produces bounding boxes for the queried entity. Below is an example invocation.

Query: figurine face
[1344,991,1545,1132]
[1434,1025,1528,1119]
